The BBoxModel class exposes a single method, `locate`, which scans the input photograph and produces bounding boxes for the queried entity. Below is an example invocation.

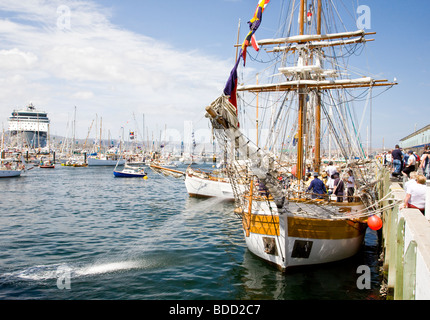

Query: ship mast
[237,1,397,179]
[314,0,322,173]
[296,0,306,182]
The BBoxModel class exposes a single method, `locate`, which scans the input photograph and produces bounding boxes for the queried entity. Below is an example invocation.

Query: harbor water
[0,164,382,300]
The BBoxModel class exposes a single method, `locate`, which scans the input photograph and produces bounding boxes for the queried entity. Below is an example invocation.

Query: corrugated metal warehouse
[399,124,430,152]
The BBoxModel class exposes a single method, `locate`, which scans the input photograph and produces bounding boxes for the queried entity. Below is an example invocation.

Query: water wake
[1,197,232,285]
[1,259,146,283]
[75,260,143,276]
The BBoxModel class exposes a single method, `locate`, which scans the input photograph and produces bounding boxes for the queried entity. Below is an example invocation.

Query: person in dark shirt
[391,145,403,177]
[257,180,269,197]
[333,173,345,202]
[307,172,327,199]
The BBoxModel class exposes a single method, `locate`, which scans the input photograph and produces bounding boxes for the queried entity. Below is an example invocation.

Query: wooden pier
[379,170,430,300]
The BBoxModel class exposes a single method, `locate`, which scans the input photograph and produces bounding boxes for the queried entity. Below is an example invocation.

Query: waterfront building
[399,124,430,152]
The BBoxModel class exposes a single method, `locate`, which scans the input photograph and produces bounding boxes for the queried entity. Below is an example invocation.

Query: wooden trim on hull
[287,216,366,240]
[244,213,366,239]
[249,214,280,236]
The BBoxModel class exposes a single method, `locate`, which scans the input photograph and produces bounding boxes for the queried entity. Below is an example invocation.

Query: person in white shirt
[385,152,392,166]
[325,161,337,194]
[404,171,418,193]
[403,175,427,214]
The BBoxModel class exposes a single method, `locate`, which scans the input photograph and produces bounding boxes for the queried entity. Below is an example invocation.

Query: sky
[0,0,428,149]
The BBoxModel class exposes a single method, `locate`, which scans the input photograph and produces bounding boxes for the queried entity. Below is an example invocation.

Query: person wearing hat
[306,172,327,199]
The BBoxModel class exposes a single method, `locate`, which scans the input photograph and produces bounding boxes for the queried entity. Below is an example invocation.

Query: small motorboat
[113,166,147,178]
[40,161,55,168]
[40,164,55,168]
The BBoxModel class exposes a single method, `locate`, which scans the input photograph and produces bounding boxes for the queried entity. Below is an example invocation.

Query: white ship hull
[8,103,50,148]
[0,170,22,178]
[185,170,247,199]
[240,198,367,271]
[244,226,365,269]
[87,158,125,166]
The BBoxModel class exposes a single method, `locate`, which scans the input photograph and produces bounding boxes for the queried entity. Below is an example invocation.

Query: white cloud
[0,48,38,70]
[0,0,231,139]
[73,90,94,100]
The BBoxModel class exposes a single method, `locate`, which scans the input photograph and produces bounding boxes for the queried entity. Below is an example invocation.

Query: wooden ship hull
[238,196,367,270]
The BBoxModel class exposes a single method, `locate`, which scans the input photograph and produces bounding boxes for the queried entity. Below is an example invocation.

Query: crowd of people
[305,161,356,202]
[381,144,429,215]
[381,145,430,180]
[256,146,428,213]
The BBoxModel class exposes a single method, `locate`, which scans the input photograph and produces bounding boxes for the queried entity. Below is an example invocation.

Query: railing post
[382,202,391,272]
[386,205,399,299]
[403,240,417,300]
[394,217,405,300]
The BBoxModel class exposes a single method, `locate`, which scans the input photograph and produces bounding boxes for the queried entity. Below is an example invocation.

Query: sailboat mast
[317,0,322,35]
[99,117,102,154]
[314,0,322,173]
[73,106,76,151]
[299,0,305,36]
[314,94,321,172]
[296,0,306,182]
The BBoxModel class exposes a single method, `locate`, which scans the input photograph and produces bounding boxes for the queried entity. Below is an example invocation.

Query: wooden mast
[297,0,306,182]
[299,0,305,36]
[315,93,321,172]
[314,0,322,173]
[317,0,322,35]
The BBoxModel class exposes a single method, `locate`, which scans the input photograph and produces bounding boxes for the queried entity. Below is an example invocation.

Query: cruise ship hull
[10,131,48,148]
[8,103,50,148]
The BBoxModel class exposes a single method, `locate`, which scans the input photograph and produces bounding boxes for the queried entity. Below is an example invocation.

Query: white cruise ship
[8,103,50,148]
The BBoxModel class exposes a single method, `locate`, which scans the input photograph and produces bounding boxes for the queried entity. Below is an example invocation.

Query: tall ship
[8,103,50,148]
[205,0,396,271]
